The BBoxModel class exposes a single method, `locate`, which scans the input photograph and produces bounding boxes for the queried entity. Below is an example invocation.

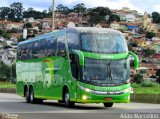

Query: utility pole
[52,0,55,31]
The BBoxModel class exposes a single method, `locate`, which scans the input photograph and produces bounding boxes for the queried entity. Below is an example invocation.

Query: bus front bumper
[76,92,130,103]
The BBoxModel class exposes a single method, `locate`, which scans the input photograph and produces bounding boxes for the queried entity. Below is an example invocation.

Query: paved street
[0,93,160,119]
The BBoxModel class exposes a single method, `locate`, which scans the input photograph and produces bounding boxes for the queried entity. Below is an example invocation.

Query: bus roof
[67,27,123,35]
[18,27,122,45]
[18,29,64,45]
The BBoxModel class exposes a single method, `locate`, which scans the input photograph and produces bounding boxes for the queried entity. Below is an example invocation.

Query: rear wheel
[64,88,75,107]
[103,103,113,107]
[25,88,30,103]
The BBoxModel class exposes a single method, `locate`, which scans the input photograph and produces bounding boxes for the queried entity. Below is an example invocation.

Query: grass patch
[131,83,160,94]
[0,82,16,88]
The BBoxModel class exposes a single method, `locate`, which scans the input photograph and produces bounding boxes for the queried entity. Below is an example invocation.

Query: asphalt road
[0,93,160,119]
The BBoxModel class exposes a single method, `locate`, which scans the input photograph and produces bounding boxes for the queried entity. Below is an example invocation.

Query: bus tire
[64,88,75,107]
[25,87,30,103]
[103,103,113,107]
[29,87,36,104]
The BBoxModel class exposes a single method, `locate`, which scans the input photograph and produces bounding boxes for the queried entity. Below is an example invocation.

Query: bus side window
[25,43,32,60]
[48,36,58,56]
[57,35,66,57]
[32,41,39,59]
[66,32,79,53]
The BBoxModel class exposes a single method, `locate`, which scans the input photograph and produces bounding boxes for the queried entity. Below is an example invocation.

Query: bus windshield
[81,33,128,53]
[83,58,130,85]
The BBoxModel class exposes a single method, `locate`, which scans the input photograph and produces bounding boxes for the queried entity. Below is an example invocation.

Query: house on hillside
[0,49,16,65]
[110,21,120,30]
[6,22,23,30]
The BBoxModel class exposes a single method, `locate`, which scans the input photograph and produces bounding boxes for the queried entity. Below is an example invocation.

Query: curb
[0,88,16,94]
[131,94,160,104]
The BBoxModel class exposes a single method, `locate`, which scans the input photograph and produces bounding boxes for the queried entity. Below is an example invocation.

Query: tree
[92,7,111,16]
[18,37,25,42]
[133,74,143,84]
[0,7,10,19]
[73,3,87,16]
[146,31,156,39]
[10,2,24,21]
[109,14,120,23]
[152,12,160,24]
[56,4,64,13]
[0,29,5,35]
[24,22,33,28]
[8,9,15,20]
[56,4,71,17]
[88,7,112,25]
[139,70,147,77]
[129,42,138,47]
[142,48,156,57]
[88,12,104,25]
[0,63,10,82]
[2,33,11,39]
[23,8,45,19]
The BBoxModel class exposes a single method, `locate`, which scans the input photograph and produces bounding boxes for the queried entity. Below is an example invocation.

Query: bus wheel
[25,88,30,103]
[64,89,75,107]
[103,103,113,107]
[29,87,35,104]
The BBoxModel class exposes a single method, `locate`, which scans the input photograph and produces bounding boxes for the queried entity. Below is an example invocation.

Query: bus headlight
[122,87,133,93]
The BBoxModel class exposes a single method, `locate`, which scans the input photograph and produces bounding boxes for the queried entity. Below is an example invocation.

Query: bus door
[69,54,80,101]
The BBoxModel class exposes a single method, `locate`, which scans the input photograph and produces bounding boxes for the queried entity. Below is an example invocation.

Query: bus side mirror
[128,51,139,69]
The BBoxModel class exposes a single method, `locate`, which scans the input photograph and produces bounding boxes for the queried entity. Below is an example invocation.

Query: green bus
[16,27,139,107]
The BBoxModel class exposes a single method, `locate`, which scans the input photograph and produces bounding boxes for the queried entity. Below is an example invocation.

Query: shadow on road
[20,101,108,110]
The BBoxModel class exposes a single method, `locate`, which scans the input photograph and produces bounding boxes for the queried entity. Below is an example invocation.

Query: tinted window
[67,32,79,52]
[81,33,128,54]
[47,36,58,56]
[57,35,66,57]
[18,34,61,60]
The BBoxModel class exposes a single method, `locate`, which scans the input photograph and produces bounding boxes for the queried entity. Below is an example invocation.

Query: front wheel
[64,89,75,107]
[103,103,113,107]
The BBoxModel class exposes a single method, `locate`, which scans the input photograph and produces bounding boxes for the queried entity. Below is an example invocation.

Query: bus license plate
[105,97,112,101]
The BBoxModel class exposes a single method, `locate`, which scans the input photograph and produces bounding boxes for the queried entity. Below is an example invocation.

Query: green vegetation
[0,63,16,82]
[152,12,160,24]
[0,29,11,39]
[0,82,16,88]
[131,81,160,94]
[142,48,156,57]
[146,31,156,39]
[24,22,33,28]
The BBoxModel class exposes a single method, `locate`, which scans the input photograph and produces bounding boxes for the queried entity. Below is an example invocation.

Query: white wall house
[126,14,136,22]
[110,22,120,30]
[0,49,16,66]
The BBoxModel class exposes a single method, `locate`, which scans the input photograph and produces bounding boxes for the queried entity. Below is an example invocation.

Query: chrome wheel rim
[30,92,33,102]
[65,93,69,104]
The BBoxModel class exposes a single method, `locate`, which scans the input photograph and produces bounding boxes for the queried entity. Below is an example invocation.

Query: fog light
[82,95,87,100]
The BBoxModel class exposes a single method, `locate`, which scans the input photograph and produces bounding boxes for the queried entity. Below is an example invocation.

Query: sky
[1,0,160,14]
